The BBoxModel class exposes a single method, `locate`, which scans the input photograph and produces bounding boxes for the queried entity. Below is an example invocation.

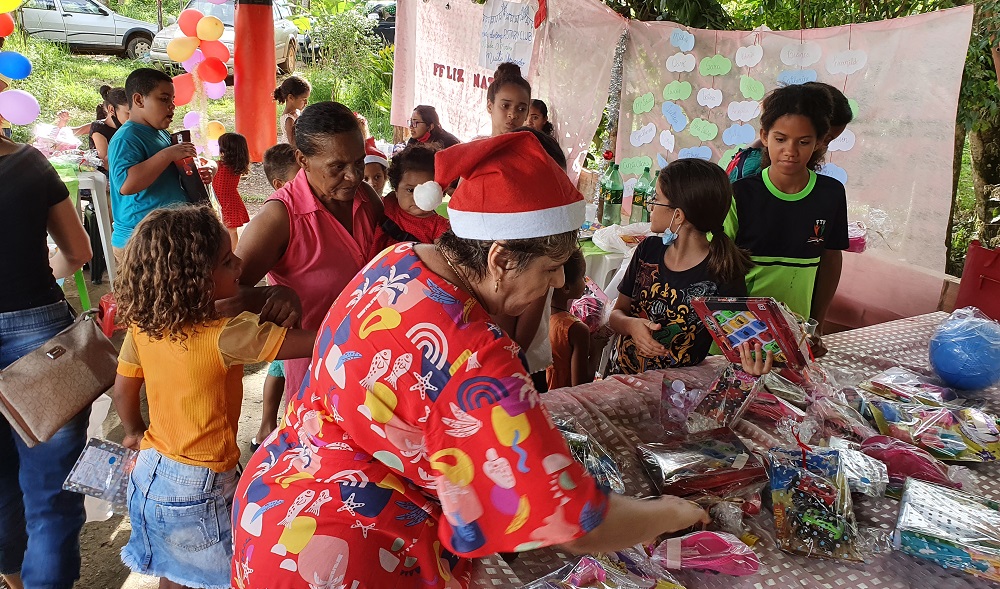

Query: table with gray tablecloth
[470,312,1000,588]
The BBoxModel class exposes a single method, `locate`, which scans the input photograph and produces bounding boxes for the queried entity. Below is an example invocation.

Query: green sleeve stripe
[750,255,821,268]
[723,196,739,238]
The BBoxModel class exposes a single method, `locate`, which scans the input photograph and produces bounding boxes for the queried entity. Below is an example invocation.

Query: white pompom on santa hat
[363,137,388,169]
[413,131,584,239]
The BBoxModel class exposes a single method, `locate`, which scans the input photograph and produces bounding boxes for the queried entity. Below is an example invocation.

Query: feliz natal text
[432,63,495,89]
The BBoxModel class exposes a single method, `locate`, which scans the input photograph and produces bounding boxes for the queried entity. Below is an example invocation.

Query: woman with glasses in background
[406,105,461,148]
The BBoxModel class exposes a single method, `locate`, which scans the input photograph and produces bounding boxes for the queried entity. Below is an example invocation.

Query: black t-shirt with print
[609,237,747,375]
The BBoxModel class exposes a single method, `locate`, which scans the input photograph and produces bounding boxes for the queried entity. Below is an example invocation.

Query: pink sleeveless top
[267,168,377,398]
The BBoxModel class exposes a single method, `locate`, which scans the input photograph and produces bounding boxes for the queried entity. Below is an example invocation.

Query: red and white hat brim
[448,200,585,240]
[364,155,388,168]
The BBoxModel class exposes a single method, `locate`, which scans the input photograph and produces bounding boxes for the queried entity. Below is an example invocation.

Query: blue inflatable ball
[929,315,1000,390]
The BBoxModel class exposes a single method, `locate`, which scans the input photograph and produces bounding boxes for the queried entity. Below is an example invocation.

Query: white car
[149,0,298,75]
[18,0,158,59]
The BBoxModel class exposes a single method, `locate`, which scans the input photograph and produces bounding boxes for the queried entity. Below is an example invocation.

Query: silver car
[18,0,158,59]
[149,0,298,75]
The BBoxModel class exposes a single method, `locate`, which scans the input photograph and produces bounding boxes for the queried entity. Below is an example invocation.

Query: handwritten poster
[479,0,536,72]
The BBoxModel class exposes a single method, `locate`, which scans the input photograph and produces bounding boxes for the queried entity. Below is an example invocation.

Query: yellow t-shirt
[117,312,288,472]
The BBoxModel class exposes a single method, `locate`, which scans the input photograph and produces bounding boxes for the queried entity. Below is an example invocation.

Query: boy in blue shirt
[109,68,213,256]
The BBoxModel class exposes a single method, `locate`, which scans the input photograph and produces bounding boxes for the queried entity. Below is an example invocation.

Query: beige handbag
[0,309,117,447]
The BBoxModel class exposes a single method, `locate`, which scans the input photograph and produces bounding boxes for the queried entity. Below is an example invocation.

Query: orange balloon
[0,13,14,38]
[177,9,203,37]
[195,15,224,42]
[197,57,228,84]
[199,39,230,63]
[173,73,195,106]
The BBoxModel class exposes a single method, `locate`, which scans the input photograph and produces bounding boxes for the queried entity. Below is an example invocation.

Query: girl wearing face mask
[90,85,129,170]
[484,62,531,137]
[608,159,753,374]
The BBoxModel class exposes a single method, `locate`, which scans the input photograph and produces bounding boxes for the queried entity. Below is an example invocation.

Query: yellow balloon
[166,36,200,63]
[206,120,225,140]
[0,0,20,14]
[196,15,224,41]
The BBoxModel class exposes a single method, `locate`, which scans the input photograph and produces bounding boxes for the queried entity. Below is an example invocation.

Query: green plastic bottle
[632,167,653,224]
[601,164,624,226]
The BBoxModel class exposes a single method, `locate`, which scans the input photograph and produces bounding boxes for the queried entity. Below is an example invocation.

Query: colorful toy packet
[895,478,1000,582]
[519,547,686,589]
[637,428,767,497]
[687,365,763,433]
[768,447,864,562]
[859,366,957,406]
[862,397,1000,462]
[692,297,810,371]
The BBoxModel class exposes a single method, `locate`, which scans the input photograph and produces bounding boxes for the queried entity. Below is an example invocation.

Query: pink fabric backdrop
[391,0,625,181]
[616,8,973,323]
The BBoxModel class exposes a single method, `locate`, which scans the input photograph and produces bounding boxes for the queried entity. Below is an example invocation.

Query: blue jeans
[0,300,90,589]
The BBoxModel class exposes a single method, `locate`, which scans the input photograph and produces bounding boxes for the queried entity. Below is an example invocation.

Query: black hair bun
[493,62,523,81]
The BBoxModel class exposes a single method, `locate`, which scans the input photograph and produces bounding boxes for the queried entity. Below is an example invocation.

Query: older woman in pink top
[219,101,383,403]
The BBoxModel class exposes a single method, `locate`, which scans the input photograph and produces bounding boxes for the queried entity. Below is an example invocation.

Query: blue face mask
[661,215,679,246]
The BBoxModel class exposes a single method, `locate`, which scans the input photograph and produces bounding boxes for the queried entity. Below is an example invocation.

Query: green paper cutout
[699,54,733,76]
[848,98,859,119]
[689,118,719,141]
[620,156,653,177]
[740,75,765,101]
[632,92,655,114]
[663,80,693,102]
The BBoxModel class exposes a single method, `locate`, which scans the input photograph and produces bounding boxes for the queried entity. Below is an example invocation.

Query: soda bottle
[632,166,653,224]
[598,153,614,225]
[603,164,624,227]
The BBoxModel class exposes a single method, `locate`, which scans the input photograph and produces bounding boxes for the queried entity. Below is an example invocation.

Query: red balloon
[0,13,14,38]
[197,57,228,84]
[178,9,204,38]
[199,39,230,63]
[173,73,195,106]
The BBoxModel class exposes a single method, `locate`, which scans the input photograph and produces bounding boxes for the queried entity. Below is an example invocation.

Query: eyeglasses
[408,119,426,127]
[646,201,676,213]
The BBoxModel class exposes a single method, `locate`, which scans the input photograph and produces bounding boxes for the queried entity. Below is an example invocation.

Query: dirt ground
[35,179,276,589]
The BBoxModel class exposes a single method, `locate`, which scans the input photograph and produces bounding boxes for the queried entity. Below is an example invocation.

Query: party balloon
[204,80,226,100]
[199,39,230,63]
[205,0,226,5]
[172,73,195,106]
[207,139,220,156]
[195,15,224,42]
[0,51,31,80]
[0,0,21,13]
[166,36,200,63]
[206,120,225,141]
[0,89,40,125]
[180,48,204,74]
[197,57,227,84]
[182,111,201,129]
[178,9,204,37]
[0,13,15,37]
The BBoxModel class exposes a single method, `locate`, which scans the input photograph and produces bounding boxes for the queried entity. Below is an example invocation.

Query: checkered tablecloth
[471,312,1000,588]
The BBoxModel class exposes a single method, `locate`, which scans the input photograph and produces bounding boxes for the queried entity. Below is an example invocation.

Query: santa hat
[413,131,584,240]
[364,137,388,169]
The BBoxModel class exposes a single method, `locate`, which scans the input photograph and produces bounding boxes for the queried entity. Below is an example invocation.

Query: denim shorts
[122,449,240,589]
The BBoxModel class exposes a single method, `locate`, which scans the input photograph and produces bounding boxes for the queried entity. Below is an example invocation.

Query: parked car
[18,0,158,59]
[298,0,394,64]
[149,0,298,75]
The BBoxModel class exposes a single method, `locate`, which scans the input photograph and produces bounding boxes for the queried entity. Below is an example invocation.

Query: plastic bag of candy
[809,396,880,443]
[519,547,686,589]
[637,428,767,497]
[768,447,864,561]
[556,419,626,495]
[826,438,889,497]
[687,365,763,433]
[651,530,761,576]
[571,277,610,334]
[762,370,809,407]
[860,397,1000,461]
[859,366,957,406]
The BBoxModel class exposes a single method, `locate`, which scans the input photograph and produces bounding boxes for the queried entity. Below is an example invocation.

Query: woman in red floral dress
[230,132,710,589]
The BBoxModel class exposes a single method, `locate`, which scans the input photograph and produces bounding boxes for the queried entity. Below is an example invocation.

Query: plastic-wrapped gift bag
[637,428,767,497]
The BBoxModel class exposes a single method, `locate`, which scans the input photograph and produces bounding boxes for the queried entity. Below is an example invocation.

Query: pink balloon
[182,111,201,129]
[207,139,220,157]
[0,89,39,125]
[181,48,204,74]
[204,80,226,100]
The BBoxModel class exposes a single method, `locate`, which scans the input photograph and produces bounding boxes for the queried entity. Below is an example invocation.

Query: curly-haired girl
[110,204,316,589]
